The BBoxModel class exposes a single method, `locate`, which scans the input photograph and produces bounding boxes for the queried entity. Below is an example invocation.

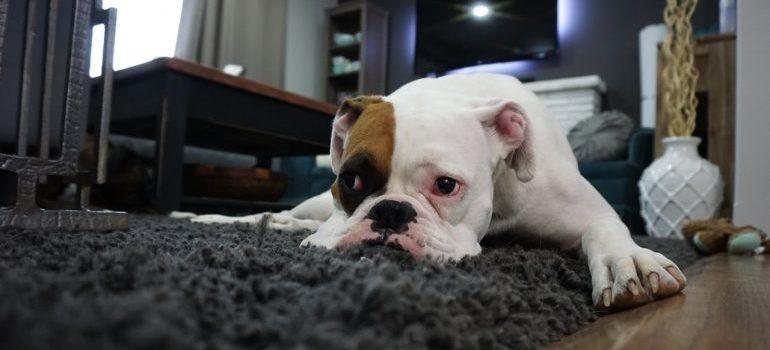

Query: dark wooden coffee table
[90,58,337,213]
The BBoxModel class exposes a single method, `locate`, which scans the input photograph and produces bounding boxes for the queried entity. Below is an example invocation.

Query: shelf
[329,43,360,59]
[324,2,387,104]
[327,70,359,85]
[329,8,361,33]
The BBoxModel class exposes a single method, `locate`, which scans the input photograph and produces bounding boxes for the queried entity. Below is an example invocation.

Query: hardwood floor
[551,254,770,349]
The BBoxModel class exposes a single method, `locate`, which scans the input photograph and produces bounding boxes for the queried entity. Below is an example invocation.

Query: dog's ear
[478,101,535,182]
[330,96,384,174]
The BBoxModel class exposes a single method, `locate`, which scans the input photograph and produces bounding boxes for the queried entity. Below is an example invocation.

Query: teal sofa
[578,128,654,235]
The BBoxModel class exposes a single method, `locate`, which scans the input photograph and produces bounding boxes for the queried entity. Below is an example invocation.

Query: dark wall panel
[350,0,719,122]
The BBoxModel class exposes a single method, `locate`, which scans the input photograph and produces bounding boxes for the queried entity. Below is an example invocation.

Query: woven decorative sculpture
[661,0,700,137]
[639,0,723,239]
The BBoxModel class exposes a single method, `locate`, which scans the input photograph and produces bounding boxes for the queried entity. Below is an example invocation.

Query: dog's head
[301,93,534,260]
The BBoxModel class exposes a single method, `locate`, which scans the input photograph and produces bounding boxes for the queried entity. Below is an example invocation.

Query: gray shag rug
[0,215,699,350]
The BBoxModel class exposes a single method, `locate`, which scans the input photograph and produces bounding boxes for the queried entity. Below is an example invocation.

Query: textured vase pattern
[639,137,723,238]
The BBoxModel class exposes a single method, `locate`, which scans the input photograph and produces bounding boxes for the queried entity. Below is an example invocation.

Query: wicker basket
[183,165,289,201]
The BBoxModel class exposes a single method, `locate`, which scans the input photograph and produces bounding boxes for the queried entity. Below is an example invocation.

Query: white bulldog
[190,73,685,309]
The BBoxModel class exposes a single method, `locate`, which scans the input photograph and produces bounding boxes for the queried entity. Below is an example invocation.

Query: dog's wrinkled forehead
[331,97,395,215]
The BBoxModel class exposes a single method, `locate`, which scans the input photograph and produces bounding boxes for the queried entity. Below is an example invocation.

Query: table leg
[154,75,189,213]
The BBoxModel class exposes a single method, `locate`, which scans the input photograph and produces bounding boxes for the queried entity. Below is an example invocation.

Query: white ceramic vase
[638,136,723,238]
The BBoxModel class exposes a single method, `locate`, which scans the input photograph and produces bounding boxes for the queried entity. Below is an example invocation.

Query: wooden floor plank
[551,254,770,350]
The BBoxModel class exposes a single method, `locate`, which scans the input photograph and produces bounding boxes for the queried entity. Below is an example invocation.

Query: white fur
[188,73,685,309]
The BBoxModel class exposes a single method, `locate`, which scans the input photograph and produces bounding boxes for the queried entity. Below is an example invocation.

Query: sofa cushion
[567,110,634,162]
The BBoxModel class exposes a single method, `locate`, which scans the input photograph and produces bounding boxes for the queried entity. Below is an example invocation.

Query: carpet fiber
[0,215,699,350]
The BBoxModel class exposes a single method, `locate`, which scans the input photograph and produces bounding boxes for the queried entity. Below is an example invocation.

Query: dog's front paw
[299,231,339,249]
[190,213,262,224]
[265,212,323,231]
[589,247,686,309]
[190,212,323,231]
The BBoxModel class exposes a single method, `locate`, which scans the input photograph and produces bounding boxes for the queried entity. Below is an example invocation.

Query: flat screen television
[415,0,559,75]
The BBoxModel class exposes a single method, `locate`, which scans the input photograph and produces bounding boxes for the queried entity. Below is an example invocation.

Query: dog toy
[681,218,768,255]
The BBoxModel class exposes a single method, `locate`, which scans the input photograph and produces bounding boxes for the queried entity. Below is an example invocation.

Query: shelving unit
[325,1,388,104]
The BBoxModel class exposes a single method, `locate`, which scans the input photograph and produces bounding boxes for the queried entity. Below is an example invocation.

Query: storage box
[524,75,606,134]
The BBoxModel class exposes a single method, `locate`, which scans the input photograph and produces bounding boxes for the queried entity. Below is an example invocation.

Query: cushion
[567,110,635,162]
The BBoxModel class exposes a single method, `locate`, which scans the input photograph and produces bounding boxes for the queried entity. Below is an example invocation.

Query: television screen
[415,0,558,74]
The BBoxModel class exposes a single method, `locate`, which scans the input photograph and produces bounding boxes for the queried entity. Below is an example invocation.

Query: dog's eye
[434,176,459,196]
[339,172,364,191]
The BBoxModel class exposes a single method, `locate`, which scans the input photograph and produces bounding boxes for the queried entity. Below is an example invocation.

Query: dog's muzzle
[365,200,417,243]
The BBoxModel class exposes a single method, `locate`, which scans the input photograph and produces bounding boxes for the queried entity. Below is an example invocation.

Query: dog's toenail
[628,280,640,296]
[649,272,660,293]
[666,266,685,284]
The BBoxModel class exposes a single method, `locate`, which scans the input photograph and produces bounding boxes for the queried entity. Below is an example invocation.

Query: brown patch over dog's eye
[332,99,395,215]
[342,102,395,172]
[336,153,387,215]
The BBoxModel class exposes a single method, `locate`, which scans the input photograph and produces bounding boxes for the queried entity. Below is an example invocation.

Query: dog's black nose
[366,200,417,236]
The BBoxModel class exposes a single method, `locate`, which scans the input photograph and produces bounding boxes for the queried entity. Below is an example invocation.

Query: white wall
[224,0,287,87]
[284,0,337,100]
[733,0,770,231]
[175,0,288,87]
